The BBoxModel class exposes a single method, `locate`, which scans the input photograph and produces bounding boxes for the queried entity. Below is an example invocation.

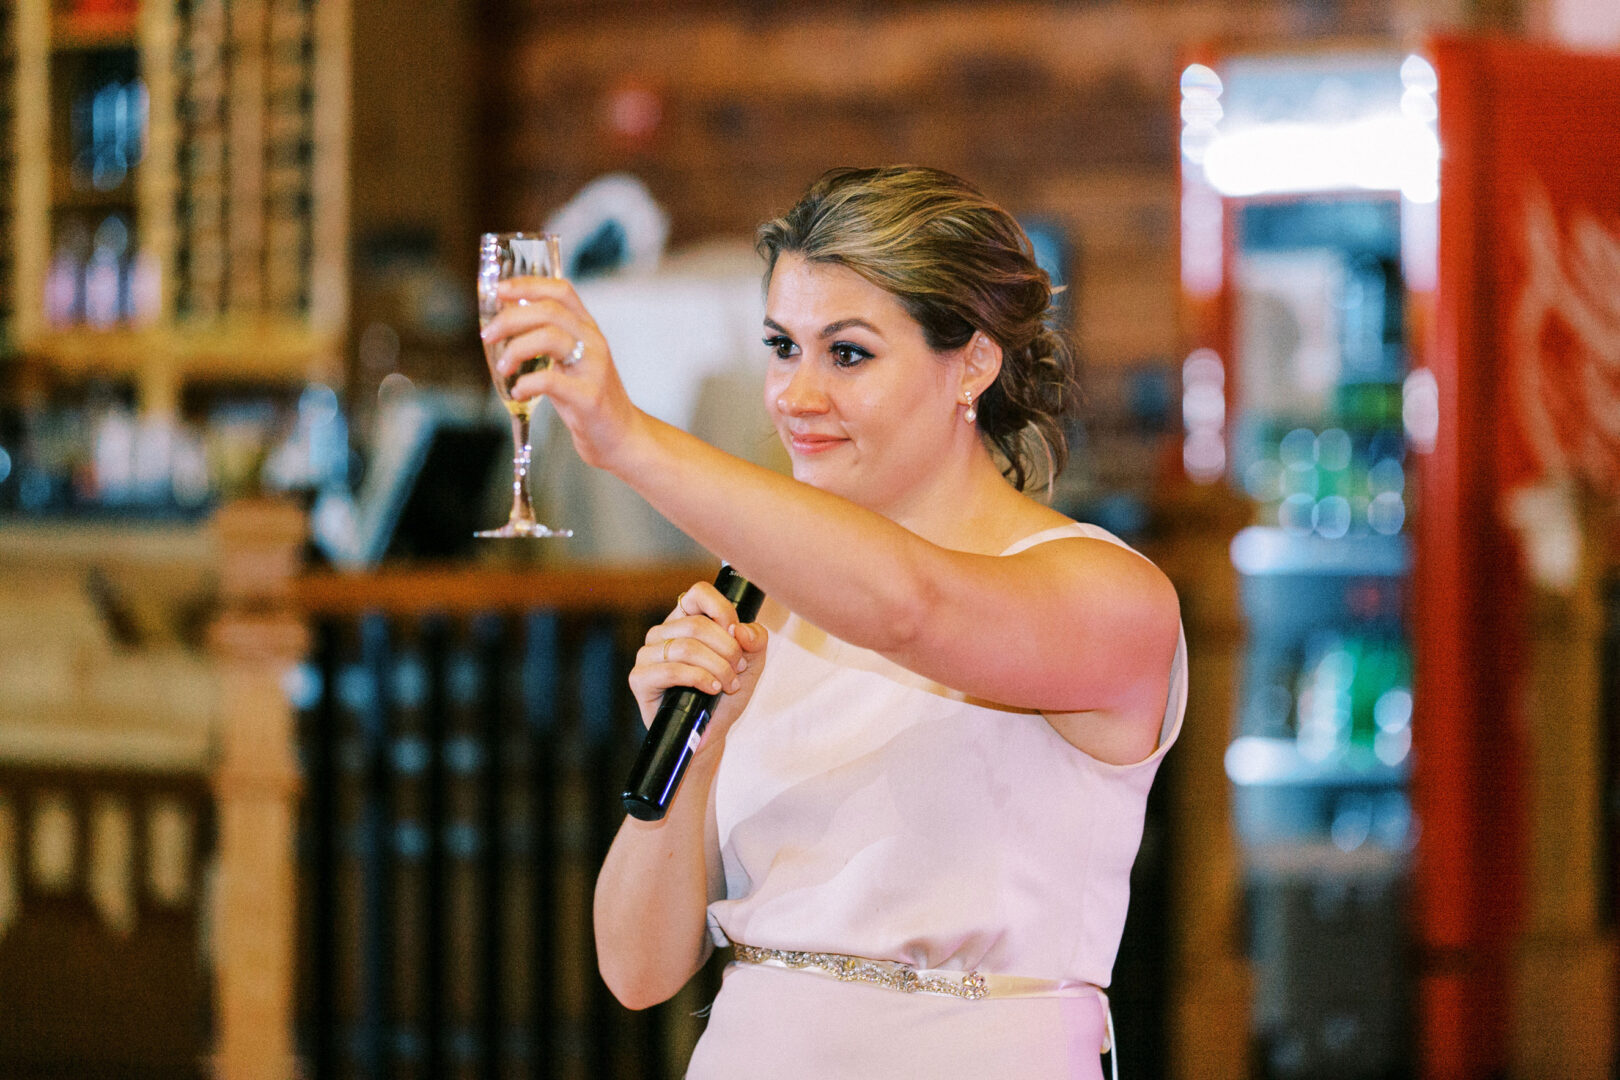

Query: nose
[773,361,831,417]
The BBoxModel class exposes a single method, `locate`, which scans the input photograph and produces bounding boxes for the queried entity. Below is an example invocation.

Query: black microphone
[622,564,766,822]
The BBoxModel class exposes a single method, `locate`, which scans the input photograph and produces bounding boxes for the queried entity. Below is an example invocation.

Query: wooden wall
[482,0,1432,378]
[345,0,1505,400]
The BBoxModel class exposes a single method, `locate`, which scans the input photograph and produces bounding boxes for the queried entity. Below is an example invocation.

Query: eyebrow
[763,316,885,340]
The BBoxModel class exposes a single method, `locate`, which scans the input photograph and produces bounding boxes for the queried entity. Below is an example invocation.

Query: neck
[884,439,1034,554]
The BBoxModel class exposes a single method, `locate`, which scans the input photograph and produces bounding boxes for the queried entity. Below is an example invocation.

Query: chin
[790,458,853,498]
[792,460,838,490]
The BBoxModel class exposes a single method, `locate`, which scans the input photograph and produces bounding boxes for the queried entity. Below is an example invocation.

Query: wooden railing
[0,499,730,1080]
[0,496,1213,1079]
[289,558,724,1080]
[0,762,214,1078]
[0,510,222,1080]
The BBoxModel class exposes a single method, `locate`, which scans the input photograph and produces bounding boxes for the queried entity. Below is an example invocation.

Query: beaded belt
[733,943,993,1000]
[732,943,1119,1074]
[731,943,1104,1003]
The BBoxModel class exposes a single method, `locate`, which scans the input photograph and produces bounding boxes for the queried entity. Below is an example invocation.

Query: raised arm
[609,413,1177,712]
[484,274,1178,724]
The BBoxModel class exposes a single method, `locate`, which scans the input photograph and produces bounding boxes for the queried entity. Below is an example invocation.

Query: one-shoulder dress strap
[998,521,1148,559]
[997,522,1095,557]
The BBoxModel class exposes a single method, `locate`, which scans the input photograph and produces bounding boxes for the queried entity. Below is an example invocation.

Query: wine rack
[6,0,348,413]
[0,4,15,350]
[176,0,229,319]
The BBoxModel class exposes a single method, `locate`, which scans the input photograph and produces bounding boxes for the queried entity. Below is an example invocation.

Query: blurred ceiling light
[1401,367,1439,453]
[378,371,415,404]
[1203,115,1439,201]
[1178,64,1226,297]
[1399,53,1438,95]
[606,82,662,144]
[1178,64,1223,166]
[1181,347,1227,484]
[1185,54,1439,204]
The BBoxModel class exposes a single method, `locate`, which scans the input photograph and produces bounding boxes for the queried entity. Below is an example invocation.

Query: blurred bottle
[72,73,144,193]
[1295,632,1355,763]
[0,405,20,512]
[45,220,90,327]
[262,383,350,495]
[1348,636,1384,749]
[21,403,89,512]
[1371,641,1414,767]
[92,398,137,505]
[84,215,129,329]
[128,248,161,325]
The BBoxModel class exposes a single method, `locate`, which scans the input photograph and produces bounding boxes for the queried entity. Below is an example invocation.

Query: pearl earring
[963,391,977,425]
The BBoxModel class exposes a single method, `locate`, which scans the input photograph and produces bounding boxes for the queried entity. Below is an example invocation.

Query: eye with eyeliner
[763,333,873,368]
[830,342,873,368]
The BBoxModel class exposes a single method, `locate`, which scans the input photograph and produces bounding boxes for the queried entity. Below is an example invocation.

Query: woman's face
[762,254,965,514]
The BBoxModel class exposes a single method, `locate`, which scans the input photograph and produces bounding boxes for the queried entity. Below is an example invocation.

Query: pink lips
[787,432,846,455]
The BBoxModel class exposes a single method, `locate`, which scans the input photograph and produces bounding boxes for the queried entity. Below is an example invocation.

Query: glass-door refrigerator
[1181,51,1426,1080]
[1179,39,1620,1080]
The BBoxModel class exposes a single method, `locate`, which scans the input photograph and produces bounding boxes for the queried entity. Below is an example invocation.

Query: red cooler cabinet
[1178,36,1620,1080]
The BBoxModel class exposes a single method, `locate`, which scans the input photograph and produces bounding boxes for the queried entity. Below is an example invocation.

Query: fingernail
[735,657,748,673]
[711,679,723,693]
[728,677,742,693]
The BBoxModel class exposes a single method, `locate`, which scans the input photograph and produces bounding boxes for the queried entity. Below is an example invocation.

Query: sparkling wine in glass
[476,231,573,538]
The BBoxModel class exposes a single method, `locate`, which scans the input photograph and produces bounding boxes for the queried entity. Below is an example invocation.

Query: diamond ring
[567,339,586,365]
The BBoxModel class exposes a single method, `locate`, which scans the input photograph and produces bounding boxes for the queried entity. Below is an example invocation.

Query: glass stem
[508,411,535,525]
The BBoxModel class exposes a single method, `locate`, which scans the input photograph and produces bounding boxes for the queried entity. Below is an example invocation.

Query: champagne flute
[476,231,573,539]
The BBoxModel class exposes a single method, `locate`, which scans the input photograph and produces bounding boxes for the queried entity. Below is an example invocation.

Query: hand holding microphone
[623,566,767,821]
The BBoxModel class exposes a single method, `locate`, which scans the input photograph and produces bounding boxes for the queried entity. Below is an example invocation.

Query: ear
[959,330,1003,401]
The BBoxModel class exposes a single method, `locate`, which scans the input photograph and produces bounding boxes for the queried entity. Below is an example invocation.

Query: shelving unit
[0,6,14,348]
[5,0,349,414]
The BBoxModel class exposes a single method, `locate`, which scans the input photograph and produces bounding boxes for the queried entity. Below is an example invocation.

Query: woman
[483,166,1186,1078]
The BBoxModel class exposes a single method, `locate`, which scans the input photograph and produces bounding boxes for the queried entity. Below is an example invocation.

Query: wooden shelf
[293,561,716,617]
[7,0,352,413]
[49,174,138,212]
[26,320,341,401]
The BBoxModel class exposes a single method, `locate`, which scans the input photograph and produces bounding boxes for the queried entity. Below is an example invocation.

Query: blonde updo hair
[756,165,1077,493]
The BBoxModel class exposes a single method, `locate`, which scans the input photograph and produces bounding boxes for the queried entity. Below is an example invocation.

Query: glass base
[474,521,573,539]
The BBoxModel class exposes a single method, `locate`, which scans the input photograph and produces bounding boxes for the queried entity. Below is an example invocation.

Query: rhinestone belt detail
[732,943,989,1000]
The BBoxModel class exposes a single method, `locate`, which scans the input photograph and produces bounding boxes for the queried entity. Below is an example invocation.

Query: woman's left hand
[480,276,643,469]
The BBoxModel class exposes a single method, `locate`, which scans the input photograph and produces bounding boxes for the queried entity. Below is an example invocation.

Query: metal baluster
[523,611,560,1080]
[304,617,340,1080]
[577,618,626,1077]
[421,615,450,1080]
[473,613,506,1080]
[358,613,394,1080]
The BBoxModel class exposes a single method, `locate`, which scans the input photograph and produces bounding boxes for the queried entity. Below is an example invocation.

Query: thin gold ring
[662,638,672,663]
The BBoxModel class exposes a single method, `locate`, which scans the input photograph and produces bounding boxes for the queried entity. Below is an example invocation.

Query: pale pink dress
[688,523,1187,1079]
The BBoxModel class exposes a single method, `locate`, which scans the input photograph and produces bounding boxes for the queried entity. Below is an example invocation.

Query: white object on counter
[534,246,787,563]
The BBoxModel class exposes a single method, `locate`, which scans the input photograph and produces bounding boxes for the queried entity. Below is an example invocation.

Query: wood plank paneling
[485,0,1380,371]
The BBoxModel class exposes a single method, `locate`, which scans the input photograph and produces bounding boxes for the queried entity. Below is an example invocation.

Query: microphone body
[622,564,765,821]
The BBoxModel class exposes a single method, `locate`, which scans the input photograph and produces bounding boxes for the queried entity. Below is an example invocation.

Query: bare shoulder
[989,505,1181,662]
[1008,519,1177,602]
[1009,525,1181,763]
